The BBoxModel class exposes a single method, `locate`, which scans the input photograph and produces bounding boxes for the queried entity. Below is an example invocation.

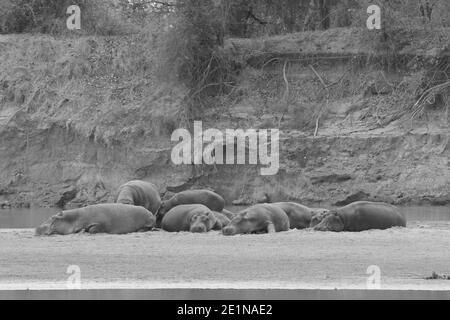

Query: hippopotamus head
[157,201,169,216]
[189,210,215,233]
[313,211,344,232]
[309,210,330,228]
[35,213,66,236]
[222,211,260,236]
[35,217,53,236]
[35,212,80,236]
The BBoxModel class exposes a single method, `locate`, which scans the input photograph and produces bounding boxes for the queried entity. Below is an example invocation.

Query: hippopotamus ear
[47,213,62,225]
[333,212,342,221]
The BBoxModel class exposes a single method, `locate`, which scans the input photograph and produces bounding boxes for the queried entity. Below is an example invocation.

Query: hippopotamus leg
[222,204,290,236]
[159,190,225,216]
[86,223,105,234]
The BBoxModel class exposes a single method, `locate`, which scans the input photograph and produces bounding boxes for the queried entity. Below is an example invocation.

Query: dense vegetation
[1,0,449,124]
[2,0,449,35]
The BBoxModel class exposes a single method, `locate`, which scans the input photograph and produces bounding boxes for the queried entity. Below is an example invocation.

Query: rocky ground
[1,221,449,290]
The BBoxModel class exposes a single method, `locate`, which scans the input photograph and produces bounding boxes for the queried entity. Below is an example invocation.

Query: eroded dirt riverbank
[1,221,449,290]
[1,32,450,210]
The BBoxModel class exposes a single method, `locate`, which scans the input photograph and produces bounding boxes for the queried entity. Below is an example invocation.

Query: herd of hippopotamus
[35,180,407,236]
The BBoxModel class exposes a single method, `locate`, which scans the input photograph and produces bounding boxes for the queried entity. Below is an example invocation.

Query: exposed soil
[0,29,449,209]
[1,221,449,290]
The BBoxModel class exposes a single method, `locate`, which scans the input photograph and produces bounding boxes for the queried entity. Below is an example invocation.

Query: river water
[0,206,449,229]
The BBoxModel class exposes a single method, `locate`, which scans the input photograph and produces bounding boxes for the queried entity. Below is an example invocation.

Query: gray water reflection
[399,206,450,221]
[0,207,59,228]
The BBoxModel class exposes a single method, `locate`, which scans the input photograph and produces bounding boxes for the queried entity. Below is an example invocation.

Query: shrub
[160,0,239,116]
[0,0,134,35]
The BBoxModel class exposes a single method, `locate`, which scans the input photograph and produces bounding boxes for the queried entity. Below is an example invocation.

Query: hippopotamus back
[159,190,225,216]
[115,180,161,215]
[314,201,406,232]
[271,202,315,229]
[341,201,406,231]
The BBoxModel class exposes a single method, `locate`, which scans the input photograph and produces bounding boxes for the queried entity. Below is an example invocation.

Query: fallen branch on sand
[309,65,329,137]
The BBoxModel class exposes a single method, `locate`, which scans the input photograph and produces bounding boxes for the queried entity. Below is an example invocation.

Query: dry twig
[309,65,330,137]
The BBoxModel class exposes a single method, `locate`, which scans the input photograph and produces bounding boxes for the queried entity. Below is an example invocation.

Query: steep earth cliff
[0,28,449,209]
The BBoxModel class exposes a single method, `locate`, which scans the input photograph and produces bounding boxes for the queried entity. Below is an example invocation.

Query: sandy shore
[1,221,450,291]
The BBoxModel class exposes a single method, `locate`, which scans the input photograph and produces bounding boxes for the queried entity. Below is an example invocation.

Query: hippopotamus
[271,202,329,229]
[157,189,225,218]
[221,208,236,220]
[115,180,161,215]
[161,204,219,233]
[313,201,406,232]
[35,204,155,236]
[222,204,290,236]
[310,209,333,228]
[212,211,231,229]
